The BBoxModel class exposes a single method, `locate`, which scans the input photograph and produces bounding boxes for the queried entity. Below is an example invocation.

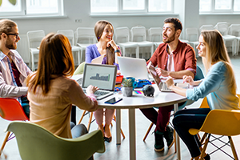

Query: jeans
[71,123,94,160]
[173,108,210,158]
[21,96,30,118]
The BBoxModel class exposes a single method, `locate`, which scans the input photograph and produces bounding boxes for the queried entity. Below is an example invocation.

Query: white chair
[214,22,237,56]
[148,27,163,51]
[75,27,96,63]
[115,27,139,58]
[57,30,81,65]
[186,28,199,57]
[130,26,154,58]
[228,24,240,55]
[199,25,215,32]
[27,30,45,71]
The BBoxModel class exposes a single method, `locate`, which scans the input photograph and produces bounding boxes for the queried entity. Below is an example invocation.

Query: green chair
[74,62,85,75]
[6,121,105,160]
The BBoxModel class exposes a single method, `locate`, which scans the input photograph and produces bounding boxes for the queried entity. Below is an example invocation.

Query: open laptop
[117,56,149,80]
[147,62,189,92]
[80,63,117,100]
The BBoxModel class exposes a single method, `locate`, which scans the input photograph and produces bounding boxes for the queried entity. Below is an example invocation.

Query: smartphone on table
[104,97,123,104]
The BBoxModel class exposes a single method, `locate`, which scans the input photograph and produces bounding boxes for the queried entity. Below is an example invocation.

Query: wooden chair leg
[229,136,239,160]
[78,110,87,125]
[0,131,10,156]
[143,123,154,141]
[87,112,93,131]
[113,115,125,139]
[173,129,176,153]
[199,133,210,160]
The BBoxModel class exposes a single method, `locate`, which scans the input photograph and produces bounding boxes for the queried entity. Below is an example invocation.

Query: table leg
[116,109,121,145]
[174,103,181,160]
[129,108,136,160]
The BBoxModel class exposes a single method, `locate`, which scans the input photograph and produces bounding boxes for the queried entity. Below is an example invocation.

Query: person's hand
[183,75,194,85]
[86,85,99,94]
[107,40,118,51]
[156,68,169,77]
[117,70,121,75]
[165,77,175,89]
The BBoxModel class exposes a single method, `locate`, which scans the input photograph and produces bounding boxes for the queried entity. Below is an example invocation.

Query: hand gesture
[183,75,194,85]
[156,68,169,77]
[107,40,118,51]
[165,77,174,88]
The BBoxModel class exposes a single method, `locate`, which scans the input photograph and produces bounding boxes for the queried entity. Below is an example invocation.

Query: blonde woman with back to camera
[165,30,240,160]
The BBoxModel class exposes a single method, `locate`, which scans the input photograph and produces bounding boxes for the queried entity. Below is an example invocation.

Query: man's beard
[5,39,17,50]
[163,33,176,43]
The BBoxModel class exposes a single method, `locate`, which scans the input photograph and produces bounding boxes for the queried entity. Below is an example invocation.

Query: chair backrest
[228,24,240,36]
[200,109,240,136]
[199,25,214,33]
[194,65,204,81]
[7,121,105,160]
[26,30,45,49]
[214,22,229,35]
[75,27,96,44]
[130,26,147,42]
[186,28,199,41]
[114,27,130,43]
[0,98,28,121]
[57,30,75,45]
[148,27,162,42]
[74,62,85,75]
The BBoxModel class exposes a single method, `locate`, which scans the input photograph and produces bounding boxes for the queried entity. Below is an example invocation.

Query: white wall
[10,0,240,63]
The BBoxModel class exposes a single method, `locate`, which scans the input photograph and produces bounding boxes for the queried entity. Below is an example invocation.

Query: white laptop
[147,62,189,92]
[81,63,117,100]
[117,56,149,80]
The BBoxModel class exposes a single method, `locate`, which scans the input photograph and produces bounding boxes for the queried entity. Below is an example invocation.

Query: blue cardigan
[186,61,239,110]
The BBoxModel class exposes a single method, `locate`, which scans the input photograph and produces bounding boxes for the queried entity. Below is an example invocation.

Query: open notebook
[147,62,189,92]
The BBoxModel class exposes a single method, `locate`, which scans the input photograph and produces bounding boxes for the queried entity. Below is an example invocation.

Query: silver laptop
[147,62,189,92]
[81,63,117,100]
[117,57,149,80]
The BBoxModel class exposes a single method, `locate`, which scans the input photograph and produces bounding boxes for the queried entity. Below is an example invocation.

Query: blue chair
[194,65,204,81]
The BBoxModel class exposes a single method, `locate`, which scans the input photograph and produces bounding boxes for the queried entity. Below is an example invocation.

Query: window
[90,0,173,14]
[199,0,240,13]
[0,0,63,17]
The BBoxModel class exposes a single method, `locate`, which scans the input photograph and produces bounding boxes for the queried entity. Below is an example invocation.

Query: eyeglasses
[6,33,19,39]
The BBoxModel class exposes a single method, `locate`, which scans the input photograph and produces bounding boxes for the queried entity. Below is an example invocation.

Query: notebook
[80,63,117,100]
[117,56,149,80]
[147,62,189,92]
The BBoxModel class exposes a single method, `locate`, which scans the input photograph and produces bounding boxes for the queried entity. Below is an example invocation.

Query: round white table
[97,84,187,160]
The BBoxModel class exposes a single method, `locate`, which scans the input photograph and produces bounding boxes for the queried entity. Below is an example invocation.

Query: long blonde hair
[201,30,237,94]
[26,33,75,95]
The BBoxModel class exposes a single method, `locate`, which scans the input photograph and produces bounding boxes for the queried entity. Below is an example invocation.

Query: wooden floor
[1,54,240,160]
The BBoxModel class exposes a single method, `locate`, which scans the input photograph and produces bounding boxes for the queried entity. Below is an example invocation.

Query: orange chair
[0,98,29,155]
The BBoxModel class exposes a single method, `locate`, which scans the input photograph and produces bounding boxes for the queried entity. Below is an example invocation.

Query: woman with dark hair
[26,33,98,139]
[85,20,121,142]
[165,30,239,160]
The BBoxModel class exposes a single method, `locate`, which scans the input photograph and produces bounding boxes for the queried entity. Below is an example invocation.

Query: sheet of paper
[91,55,104,64]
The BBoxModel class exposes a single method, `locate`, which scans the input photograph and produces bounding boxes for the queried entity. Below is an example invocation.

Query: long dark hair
[27,33,75,95]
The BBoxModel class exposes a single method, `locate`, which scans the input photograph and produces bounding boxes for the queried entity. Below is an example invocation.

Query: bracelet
[114,49,120,53]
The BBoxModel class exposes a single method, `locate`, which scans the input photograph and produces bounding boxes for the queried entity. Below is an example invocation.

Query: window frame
[90,0,174,15]
[0,0,63,17]
[200,0,240,14]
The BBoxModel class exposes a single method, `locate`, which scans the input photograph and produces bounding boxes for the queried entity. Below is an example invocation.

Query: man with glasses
[140,18,197,152]
[0,19,32,117]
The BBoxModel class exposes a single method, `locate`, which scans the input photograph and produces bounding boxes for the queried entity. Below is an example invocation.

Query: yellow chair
[74,62,85,75]
[189,109,240,160]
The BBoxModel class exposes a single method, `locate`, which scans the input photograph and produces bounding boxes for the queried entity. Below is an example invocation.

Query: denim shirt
[186,61,239,110]
[0,50,32,98]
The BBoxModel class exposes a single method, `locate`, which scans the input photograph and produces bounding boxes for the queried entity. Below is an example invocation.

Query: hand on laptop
[165,77,174,89]
[156,68,169,77]
[86,85,99,94]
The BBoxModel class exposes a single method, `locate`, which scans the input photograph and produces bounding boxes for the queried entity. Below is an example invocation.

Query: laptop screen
[82,63,117,91]
[117,56,149,80]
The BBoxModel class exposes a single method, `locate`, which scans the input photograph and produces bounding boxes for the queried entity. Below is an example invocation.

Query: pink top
[28,76,98,138]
